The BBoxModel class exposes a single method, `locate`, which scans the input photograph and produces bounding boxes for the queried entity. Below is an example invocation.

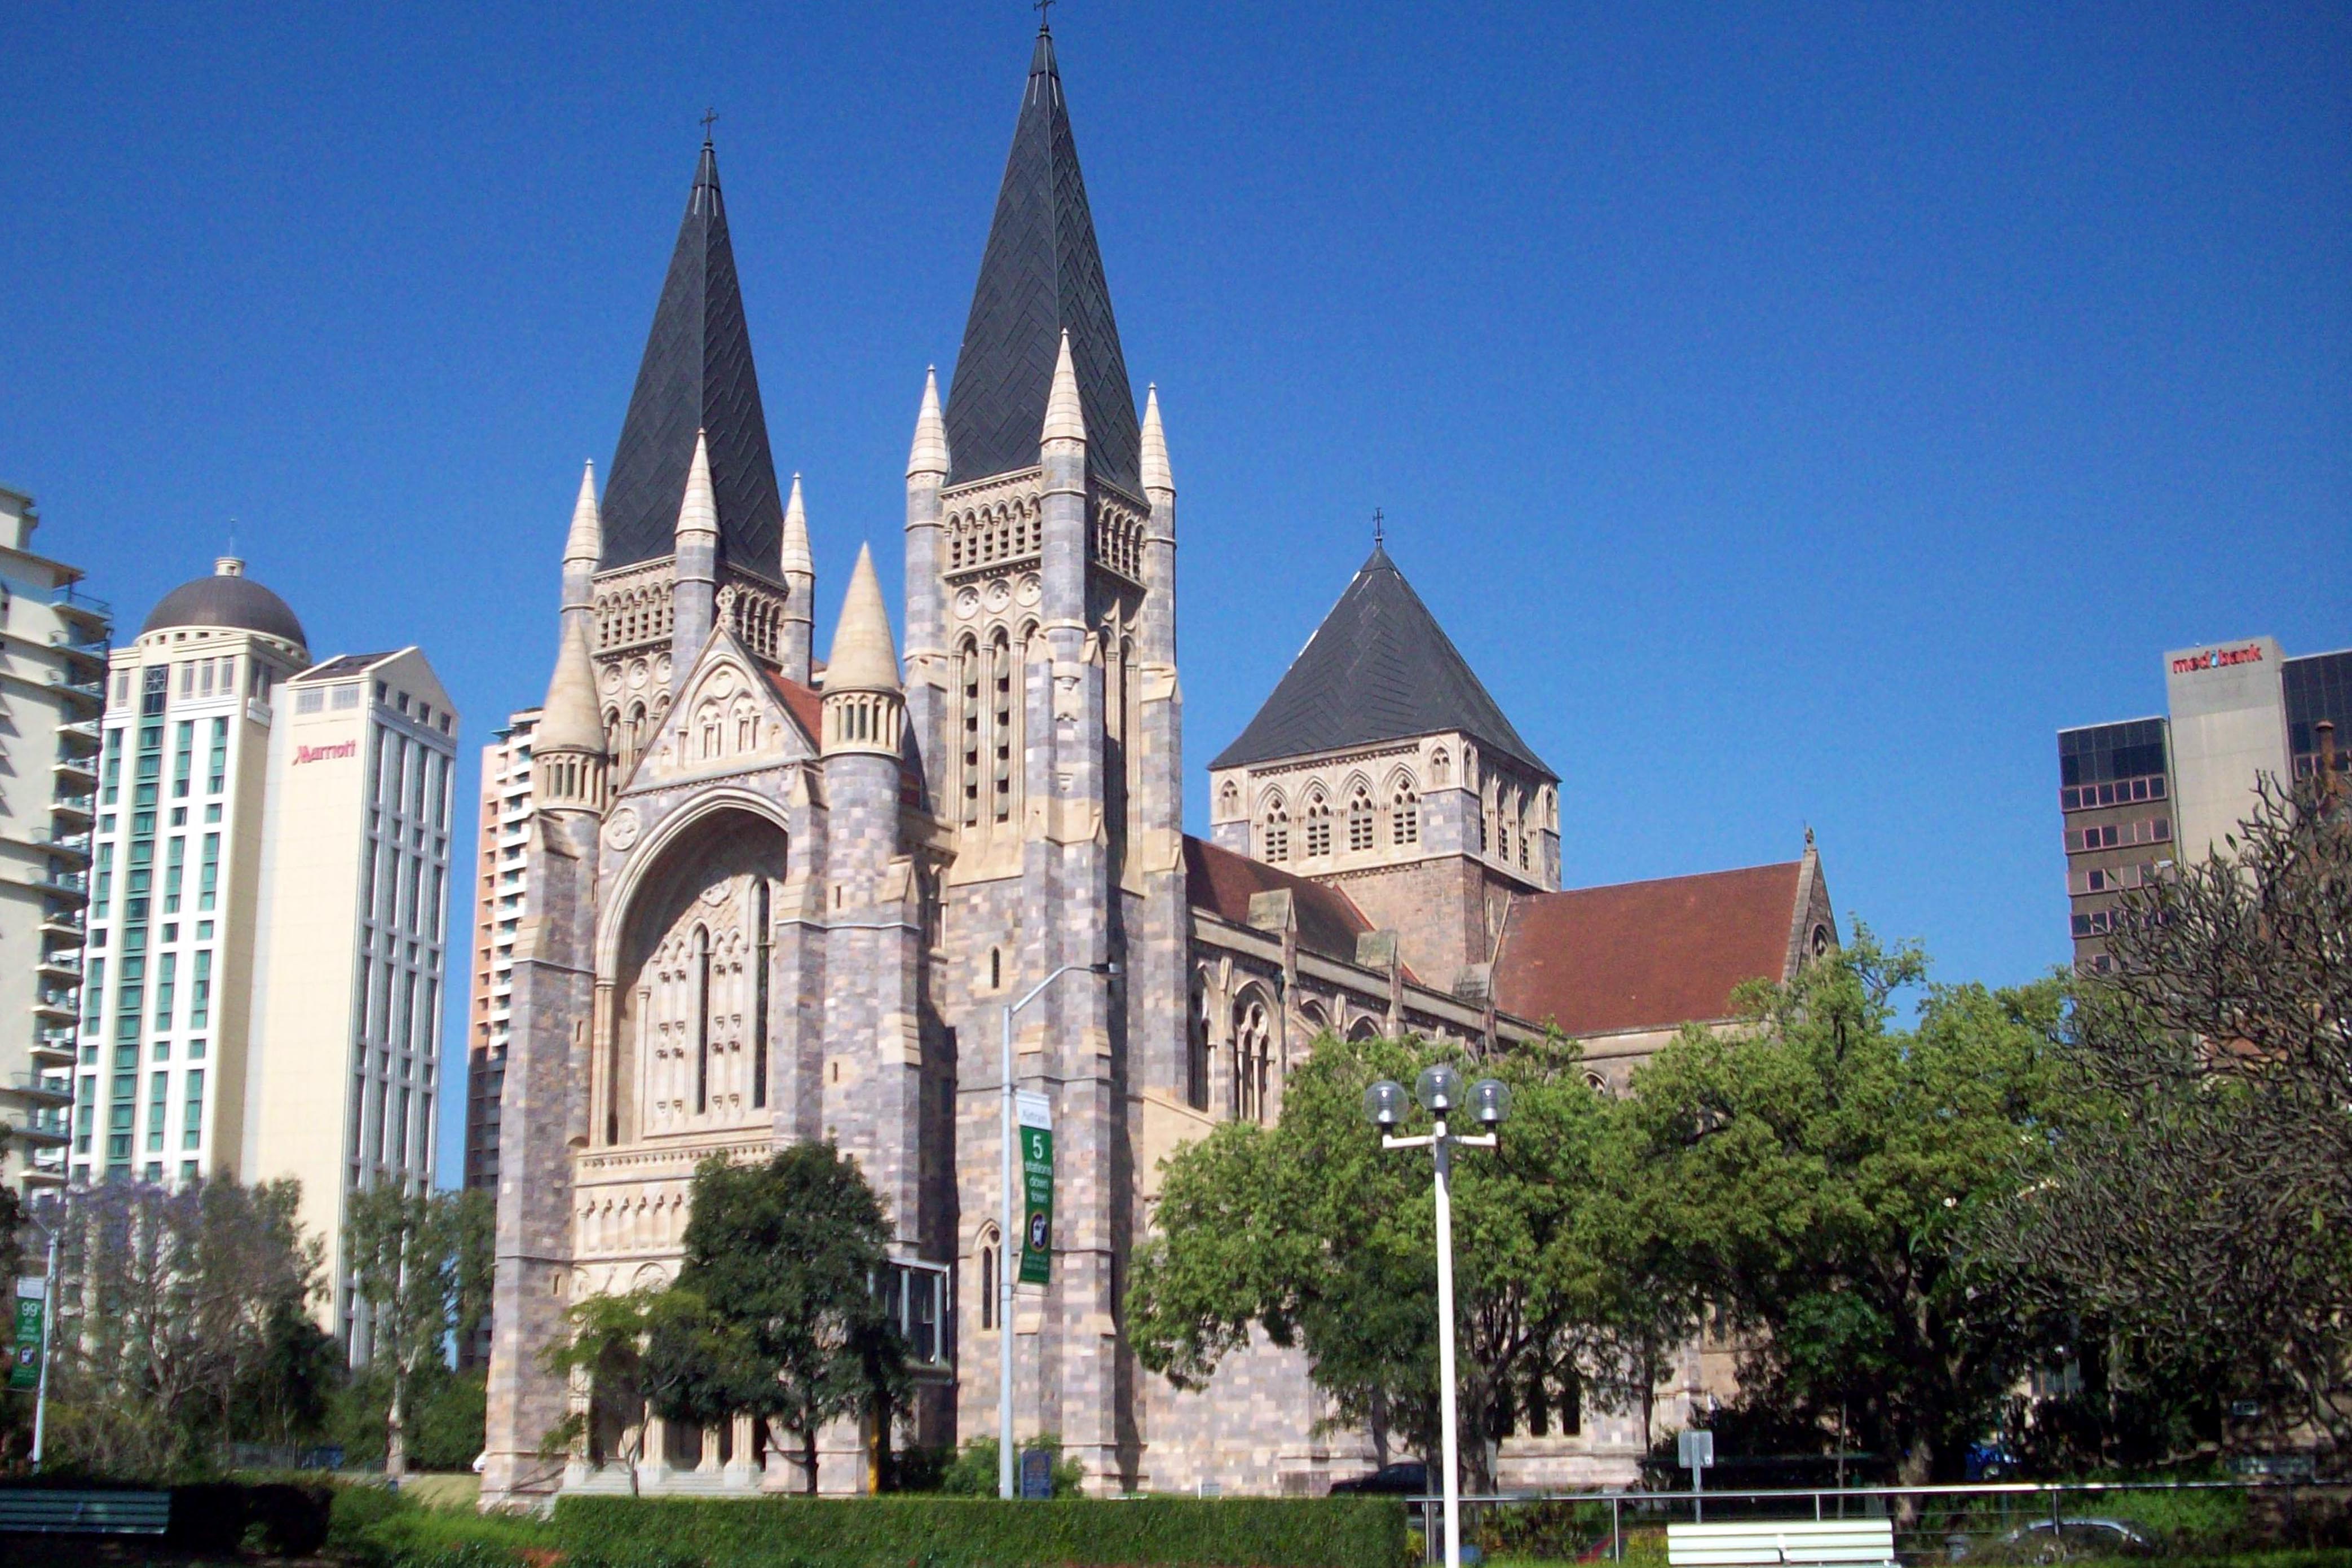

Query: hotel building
[2059,636,2351,972]
[83,556,458,1350]
[248,647,459,1349]
[0,483,108,1192]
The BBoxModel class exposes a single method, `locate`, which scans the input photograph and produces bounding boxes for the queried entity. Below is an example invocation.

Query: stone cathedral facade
[482,26,1835,1506]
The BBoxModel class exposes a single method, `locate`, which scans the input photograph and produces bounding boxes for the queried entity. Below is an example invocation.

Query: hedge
[549,1495,1409,1568]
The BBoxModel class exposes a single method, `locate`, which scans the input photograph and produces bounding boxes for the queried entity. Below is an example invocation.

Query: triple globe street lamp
[1364,1064,1512,1568]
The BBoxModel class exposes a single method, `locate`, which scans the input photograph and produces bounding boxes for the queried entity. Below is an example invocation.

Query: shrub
[551,1494,1407,1568]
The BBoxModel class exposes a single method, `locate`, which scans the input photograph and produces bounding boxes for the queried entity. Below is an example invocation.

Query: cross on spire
[1373,507,1384,547]
[700,106,719,143]
[1034,0,1054,32]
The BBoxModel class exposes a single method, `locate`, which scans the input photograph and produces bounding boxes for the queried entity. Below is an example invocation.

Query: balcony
[37,949,83,980]
[56,717,100,748]
[51,791,96,825]
[50,582,113,629]
[11,1106,72,1146]
[45,669,105,708]
[31,868,89,896]
[33,991,77,1022]
[41,905,86,937]
[48,626,111,661]
[29,1030,77,1067]
[21,826,93,861]
[52,750,98,785]
[6,1074,74,1108]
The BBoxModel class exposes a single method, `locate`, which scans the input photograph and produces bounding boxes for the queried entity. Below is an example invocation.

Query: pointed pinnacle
[537,616,607,757]
[780,473,813,575]
[907,367,950,479]
[825,542,902,695]
[564,461,602,566]
[1140,384,1173,496]
[675,430,718,540]
[1041,330,1087,447]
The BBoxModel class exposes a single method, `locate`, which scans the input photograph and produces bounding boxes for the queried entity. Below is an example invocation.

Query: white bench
[1668,1519,1896,1567]
[0,1489,173,1535]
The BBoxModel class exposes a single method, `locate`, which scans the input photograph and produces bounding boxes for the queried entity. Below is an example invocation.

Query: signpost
[8,1278,43,1392]
[1019,1445,1054,1500]
[1017,1092,1053,1287]
[1678,1428,1715,1521]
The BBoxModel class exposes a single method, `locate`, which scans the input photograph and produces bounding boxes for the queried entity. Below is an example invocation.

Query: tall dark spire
[945,25,1140,491]
[600,139,786,573]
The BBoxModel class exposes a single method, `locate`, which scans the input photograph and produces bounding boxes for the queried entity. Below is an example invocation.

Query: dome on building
[140,556,307,647]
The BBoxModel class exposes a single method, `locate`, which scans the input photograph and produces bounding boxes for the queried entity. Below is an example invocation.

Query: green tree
[546,1145,907,1494]
[1128,1032,1675,1491]
[42,1177,324,1477]
[1983,773,2352,1456]
[346,1186,494,1477]
[1625,933,2074,1486]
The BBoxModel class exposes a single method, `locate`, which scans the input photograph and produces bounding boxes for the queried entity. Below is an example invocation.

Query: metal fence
[1410,1478,2351,1564]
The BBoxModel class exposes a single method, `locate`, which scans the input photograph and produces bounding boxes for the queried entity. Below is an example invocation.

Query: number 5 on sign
[1017,1092,1053,1286]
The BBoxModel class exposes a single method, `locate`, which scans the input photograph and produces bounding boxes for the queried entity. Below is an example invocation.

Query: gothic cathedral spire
[600,136,787,573]
[943,23,1139,491]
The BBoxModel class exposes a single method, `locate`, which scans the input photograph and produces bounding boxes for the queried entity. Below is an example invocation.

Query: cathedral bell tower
[916,19,1186,1493]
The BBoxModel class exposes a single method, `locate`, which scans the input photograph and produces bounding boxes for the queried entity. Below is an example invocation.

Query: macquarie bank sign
[2170,643,2266,676]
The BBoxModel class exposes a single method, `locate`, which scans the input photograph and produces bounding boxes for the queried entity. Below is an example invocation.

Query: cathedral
[483,24,1834,1505]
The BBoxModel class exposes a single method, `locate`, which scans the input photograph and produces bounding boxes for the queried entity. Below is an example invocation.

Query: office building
[2059,637,2351,971]
[463,708,539,1199]
[0,484,108,1191]
[249,648,458,1351]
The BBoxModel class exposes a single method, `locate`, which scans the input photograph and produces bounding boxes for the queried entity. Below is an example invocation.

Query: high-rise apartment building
[0,483,109,1192]
[463,708,538,1198]
[249,648,458,1350]
[84,556,458,1349]
[2059,636,2351,971]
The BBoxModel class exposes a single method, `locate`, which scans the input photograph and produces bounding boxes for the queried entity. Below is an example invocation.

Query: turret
[533,616,608,814]
[1137,385,1176,668]
[820,543,904,760]
[671,429,718,685]
[1039,330,1088,631]
[779,473,815,684]
[562,462,601,631]
[902,368,951,804]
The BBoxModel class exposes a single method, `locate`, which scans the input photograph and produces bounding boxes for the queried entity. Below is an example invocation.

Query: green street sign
[1017,1092,1053,1286]
[10,1279,45,1393]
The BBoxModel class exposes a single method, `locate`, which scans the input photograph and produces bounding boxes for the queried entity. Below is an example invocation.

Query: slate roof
[1491,862,1808,1036]
[600,140,786,573]
[1211,545,1553,777]
[1184,836,1373,965]
[944,26,1140,492]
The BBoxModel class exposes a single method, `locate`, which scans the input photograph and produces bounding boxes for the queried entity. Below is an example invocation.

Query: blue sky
[5,3,2345,1186]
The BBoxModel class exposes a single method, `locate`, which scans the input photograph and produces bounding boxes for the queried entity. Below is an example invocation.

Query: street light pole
[1366,1068,1511,1568]
[999,959,1118,1500]
[26,1207,59,1473]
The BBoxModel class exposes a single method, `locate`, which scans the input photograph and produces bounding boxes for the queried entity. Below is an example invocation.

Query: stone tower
[906,20,1186,1491]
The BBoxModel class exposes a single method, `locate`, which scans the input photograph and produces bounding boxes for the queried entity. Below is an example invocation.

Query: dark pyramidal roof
[945,25,1140,492]
[1212,545,1554,778]
[601,141,786,573]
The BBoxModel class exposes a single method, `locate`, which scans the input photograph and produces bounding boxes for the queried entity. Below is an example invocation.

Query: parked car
[1329,1461,1429,1521]
[1952,1518,2155,1562]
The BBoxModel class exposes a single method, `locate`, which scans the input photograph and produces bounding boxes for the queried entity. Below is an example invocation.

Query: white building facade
[0,483,108,1192]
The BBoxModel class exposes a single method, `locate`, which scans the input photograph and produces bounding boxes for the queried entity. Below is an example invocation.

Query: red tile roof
[1184,837,1373,963]
[1492,862,1804,1037]
[762,669,824,745]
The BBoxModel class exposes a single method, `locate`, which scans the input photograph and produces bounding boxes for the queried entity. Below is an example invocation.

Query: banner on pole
[10,1277,45,1393]
[1017,1092,1053,1286]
